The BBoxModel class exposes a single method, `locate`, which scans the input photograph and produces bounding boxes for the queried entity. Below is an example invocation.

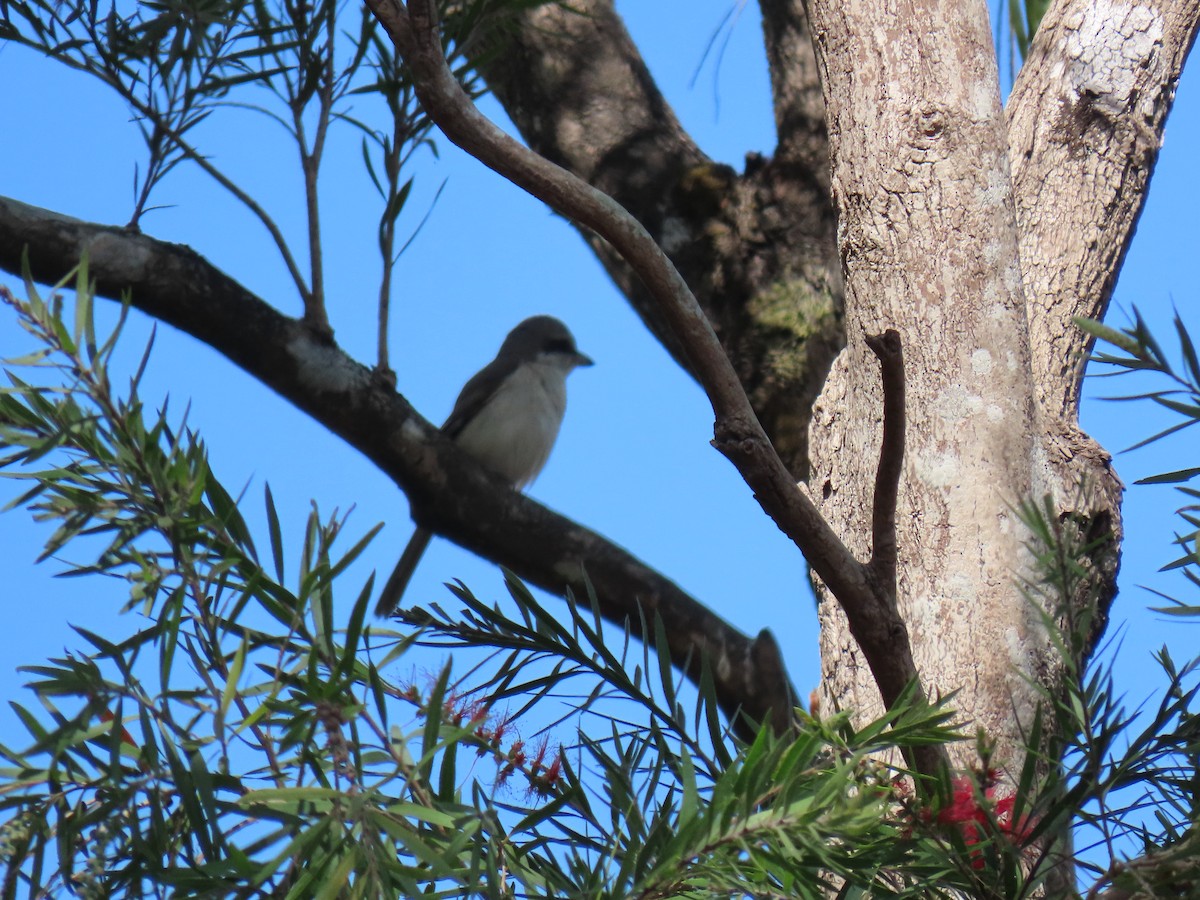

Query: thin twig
[375,124,404,376]
[292,0,338,335]
[137,100,313,310]
[377,221,396,375]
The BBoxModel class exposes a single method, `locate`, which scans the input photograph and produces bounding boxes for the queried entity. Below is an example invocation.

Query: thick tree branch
[1007,0,1200,419]
[0,194,793,729]
[473,1,703,196]
[372,0,941,768]
[472,0,841,477]
[1004,0,1195,666]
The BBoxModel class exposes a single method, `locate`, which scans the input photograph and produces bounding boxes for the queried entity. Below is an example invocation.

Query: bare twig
[374,122,406,378]
[865,329,903,596]
[125,94,313,313]
[376,233,396,378]
[290,0,337,336]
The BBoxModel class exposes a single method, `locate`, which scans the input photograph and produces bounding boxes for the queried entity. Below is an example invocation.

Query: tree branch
[758,0,830,175]
[1007,0,1200,419]
[1003,0,1195,666]
[854,331,944,780]
[0,193,794,730]
[371,0,941,768]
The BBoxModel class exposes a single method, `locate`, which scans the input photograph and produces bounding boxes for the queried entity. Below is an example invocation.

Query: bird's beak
[575,352,595,368]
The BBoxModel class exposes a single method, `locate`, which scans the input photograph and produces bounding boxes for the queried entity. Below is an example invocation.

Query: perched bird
[375,316,593,617]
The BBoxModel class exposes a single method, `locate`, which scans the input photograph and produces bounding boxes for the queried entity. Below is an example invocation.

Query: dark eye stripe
[545,338,574,354]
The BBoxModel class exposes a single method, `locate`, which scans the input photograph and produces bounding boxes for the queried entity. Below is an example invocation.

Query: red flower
[928,776,1034,869]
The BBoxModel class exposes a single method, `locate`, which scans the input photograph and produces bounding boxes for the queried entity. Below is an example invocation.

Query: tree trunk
[803,0,1041,767]
[474,0,1197,774]
[804,0,1195,774]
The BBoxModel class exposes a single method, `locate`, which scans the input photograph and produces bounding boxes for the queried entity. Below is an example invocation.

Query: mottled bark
[805,0,1193,778]
[805,0,1045,768]
[1008,0,1199,663]
[474,0,841,476]
[1009,0,1200,419]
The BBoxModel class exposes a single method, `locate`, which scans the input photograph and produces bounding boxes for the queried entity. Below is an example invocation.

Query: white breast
[453,360,569,489]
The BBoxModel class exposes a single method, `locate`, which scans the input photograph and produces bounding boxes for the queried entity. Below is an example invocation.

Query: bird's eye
[545,338,574,355]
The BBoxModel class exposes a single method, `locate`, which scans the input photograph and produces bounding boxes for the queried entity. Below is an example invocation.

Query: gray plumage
[375,316,592,617]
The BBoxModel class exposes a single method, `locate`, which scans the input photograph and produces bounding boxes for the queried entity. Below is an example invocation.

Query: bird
[375,315,593,617]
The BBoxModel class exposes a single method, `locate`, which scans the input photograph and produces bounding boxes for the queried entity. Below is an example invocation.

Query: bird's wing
[441,353,521,438]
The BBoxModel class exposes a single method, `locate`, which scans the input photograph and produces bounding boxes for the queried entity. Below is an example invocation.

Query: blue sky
[0,0,1195,827]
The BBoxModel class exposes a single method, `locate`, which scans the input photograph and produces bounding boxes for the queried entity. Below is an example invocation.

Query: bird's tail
[375,526,434,617]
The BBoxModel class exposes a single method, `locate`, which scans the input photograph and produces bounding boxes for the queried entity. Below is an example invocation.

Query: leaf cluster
[0,0,532,314]
[396,578,978,898]
[0,266,1054,899]
[1077,311,1200,602]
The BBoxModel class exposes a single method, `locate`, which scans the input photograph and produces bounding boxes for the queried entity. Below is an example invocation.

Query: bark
[0,194,795,729]
[805,0,1194,776]
[759,0,830,175]
[1007,0,1199,660]
[805,0,1040,768]
[474,0,841,477]
[1007,0,1200,722]
[1009,0,1200,418]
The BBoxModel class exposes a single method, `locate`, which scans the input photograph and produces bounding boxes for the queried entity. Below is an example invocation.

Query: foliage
[0,0,533,333]
[0,166,1198,900]
[1,260,1193,899]
[1005,0,1051,61]
[1077,310,1200,600]
[0,269,1046,900]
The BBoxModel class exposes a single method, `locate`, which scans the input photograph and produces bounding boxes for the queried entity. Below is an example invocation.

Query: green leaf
[220,637,247,721]
[72,255,93,361]
[1075,316,1150,361]
[204,464,256,559]
[264,483,285,581]
[1135,467,1200,485]
[1174,308,1200,386]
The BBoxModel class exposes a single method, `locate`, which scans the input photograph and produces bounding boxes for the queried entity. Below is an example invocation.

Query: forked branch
[369,0,945,771]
